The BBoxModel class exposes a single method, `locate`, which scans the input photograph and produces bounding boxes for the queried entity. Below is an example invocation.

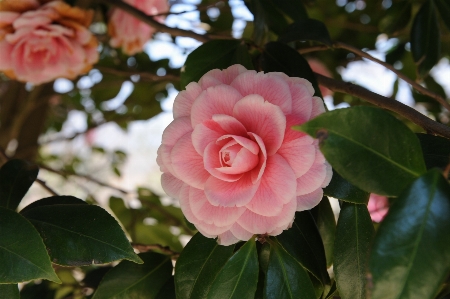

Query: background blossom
[368,193,389,222]
[0,0,98,85]
[157,65,332,245]
[307,58,333,97]
[108,0,168,55]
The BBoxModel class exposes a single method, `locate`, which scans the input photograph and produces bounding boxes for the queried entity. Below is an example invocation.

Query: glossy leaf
[276,211,329,286]
[181,40,251,88]
[0,284,19,299]
[207,240,259,299]
[265,240,316,299]
[369,170,450,299]
[21,200,142,266]
[278,19,332,46]
[334,202,374,299]
[0,159,38,210]
[20,195,87,213]
[311,197,336,268]
[435,0,450,30]
[0,207,59,283]
[411,0,440,77]
[155,276,176,299]
[298,106,427,196]
[175,233,235,299]
[324,171,370,204]
[261,41,322,98]
[416,133,450,170]
[93,252,172,299]
[379,2,412,34]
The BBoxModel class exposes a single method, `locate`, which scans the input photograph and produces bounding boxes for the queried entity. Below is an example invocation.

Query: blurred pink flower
[0,0,99,85]
[368,193,389,222]
[157,65,332,245]
[108,0,168,55]
[307,58,333,97]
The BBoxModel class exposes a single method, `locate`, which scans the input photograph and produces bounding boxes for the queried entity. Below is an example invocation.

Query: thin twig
[132,242,179,257]
[298,45,329,54]
[100,0,210,43]
[96,66,180,82]
[315,73,450,139]
[333,42,450,112]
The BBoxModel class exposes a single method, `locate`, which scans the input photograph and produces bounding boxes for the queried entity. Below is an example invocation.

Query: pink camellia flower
[157,65,332,245]
[307,58,333,97]
[108,0,168,56]
[368,194,389,223]
[0,0,99,85]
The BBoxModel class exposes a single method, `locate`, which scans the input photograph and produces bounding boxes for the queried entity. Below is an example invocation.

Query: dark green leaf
[20,280,56,299]
[434,0,450,31]
[369,169,450,299]
[20,195,86,213]
[0,284,19,299]
[175,233,235,299]
[265,240,316,299]
[181,40,242,88]
[262,41,322,98]
[272,0,308,21]
[379,2,412,34]
[109,196,133,228]
[93,252,172,299]
[298,106,427,196]
[276,211,329,286]
[311,197,336,268]
[278,19,332,46]
[324,171,370,204]
[207,240,259,299]
[134,223,183,252]
[417,133,450,170]
[0,159,38,210]
[257,0,290,35]
[233,43,254,70]
[0,207,59,283]
[155,276,176,299]
[21,201,142,266]
[411,0,440,77]
[82,266,113,289]
[386,42,406,65]
[334,202,374,299]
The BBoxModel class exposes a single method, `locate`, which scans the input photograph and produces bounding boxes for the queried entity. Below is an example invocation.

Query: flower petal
[191,122,223,156]
[161,173,184,199]
[310,96,326,119]
[296,162,329,196]
[204,142,243,182]
[233,94,286,156]
[217,231,240,246]
[277,139,316,178]
[173,82,203,119]
[161,116,192,146]
[248,133,267,184]
[245,154,297,216]
[296,188,324,211]
[199,64,248,89]
[211,114,247,136]
[230,223,254,241]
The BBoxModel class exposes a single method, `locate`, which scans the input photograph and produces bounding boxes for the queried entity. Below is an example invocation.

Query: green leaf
[0,159,39,210]
[155,276,176,299]
[20,280,56,299]
[276,211,329,287]
[20,195,87,213]
[278,19,332,46]
[416,133,450,170]
[323,171,370,204]
[334,202,374,299]
[434,0,450,31]
[175,233,235,299]
[135,223,183,252]
[21,199,142,266]
[265,240,316,299]
[369,169,450,299]
[297,106,427,196]
[411,0,441,77]
[93,252,172,299]
[261,41,322,98]
[181,40,247,88]
[207,240,259,299]
[272,0,308,21]
[0,284,19,299]
[0,207,59,283]
[311,197,336,268]
[109,196,133,228]
[379,2,412,34]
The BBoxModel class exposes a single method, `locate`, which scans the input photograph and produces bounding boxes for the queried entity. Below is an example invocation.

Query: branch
[132,242,179,257]
[100,0,210,43]
[96,66,180,82]
[333,42,450,112]
[315,73,450,139]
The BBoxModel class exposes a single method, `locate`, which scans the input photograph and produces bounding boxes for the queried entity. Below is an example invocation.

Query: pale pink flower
[108,0,168,55]
[307,58,333,97]
[368,194,389,222]
[0,0,99,85]
[157,65,332,245]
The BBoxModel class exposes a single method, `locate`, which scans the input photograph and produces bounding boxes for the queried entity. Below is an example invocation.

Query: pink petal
[191,84,243,127]
[162,116,192,146]
[157,144,173,173]
[322,162,333,188]
[191,122,223,156]
[248,133,267,184]
[196,222,231,238]
[204,172,260,207]
[217,135,260,155]
[0,12,20,27]
[296,188,324,211]
[204,142,243,182]
[245,154,297,216]
[0,42,13,70]
[230,223,254,240]
[310,96,326,119]
[296,162,329,196]
[156,146,168,173]
[199,64,248,89]
[277,139,316,178]
[288,79,314,121]
[283,115,309,144]
[173,82,203,119]
[161,173,185,199]
[178,184,197,225]
[219,146,259,174]
[189,187,245,227]
[237,198,297,235]
[233,94,286,156]
[171,132,210,190]
[212,114,247,136]
[218,231,240,246]
[231,71,293,114]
